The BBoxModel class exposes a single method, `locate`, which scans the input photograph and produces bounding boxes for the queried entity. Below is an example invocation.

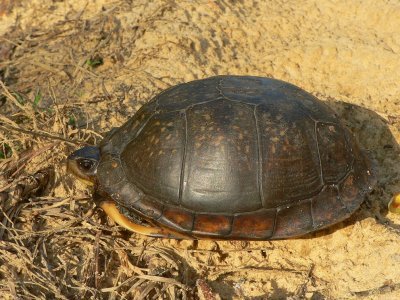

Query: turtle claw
[388,193,400,214]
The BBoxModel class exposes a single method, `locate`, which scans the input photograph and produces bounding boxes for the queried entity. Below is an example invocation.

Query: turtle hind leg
[100,201,191,239]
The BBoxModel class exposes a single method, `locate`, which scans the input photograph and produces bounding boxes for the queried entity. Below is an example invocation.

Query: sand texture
[1,0,400,299]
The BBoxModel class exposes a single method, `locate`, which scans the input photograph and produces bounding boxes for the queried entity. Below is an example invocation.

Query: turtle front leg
[98,200,191,239]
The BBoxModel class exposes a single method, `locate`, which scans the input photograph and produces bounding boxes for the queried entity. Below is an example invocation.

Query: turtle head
[67,146,100,186]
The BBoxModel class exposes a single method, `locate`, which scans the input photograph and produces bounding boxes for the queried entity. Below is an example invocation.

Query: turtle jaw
[67,146,100,186]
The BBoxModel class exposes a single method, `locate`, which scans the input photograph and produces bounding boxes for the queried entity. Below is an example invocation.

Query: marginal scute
[274,200,313,238]
[103,180,142,210]
[158,206,194,232]
[192,214,232,236]
[350,136,375,190]
[341,173,358,201]
[311,185,348,229]
[231,209,276,239]
[130,196,163,219]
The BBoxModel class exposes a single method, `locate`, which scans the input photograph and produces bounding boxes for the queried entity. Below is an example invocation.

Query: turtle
[67,75,376,240]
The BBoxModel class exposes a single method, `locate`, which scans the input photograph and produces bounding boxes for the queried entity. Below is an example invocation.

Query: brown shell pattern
[97,76,375,240]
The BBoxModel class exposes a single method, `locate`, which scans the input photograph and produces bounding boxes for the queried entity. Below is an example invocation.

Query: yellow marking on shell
[388,193,400,214]
[166,134,172,140]
[154,121,161,126]
[160,127,166,133]
[100,201,189,238]
[111,161,118,168]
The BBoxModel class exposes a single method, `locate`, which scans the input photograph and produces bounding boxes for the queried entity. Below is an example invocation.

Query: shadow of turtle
[300,99,400,239]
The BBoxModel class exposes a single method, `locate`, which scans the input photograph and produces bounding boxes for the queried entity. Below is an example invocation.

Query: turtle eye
[78,159,96,173]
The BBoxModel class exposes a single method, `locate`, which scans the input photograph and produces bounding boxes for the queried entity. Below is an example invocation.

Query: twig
[2,124,81,145]
[94,230,101,289]
[10,142,59,178]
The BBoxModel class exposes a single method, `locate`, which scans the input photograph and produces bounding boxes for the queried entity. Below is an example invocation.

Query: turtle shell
[97,76,375,240]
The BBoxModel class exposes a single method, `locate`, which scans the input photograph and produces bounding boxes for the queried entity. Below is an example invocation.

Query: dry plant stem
[0,207,31,240]
[9,142,59,178]
[2,124,80,146]
[94,230,101,289]
[0,80,30,113]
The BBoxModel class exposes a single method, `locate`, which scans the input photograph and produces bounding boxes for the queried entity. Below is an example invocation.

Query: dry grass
[1,1,400,299]
[0,2,198,299]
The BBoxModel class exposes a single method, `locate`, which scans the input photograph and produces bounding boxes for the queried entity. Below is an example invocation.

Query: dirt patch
[1,1,400,299]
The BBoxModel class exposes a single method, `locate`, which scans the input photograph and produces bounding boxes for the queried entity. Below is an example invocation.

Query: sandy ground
[1,0,400,299]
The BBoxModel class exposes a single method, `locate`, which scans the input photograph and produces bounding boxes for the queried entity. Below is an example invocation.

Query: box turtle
[67,76,375,240]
